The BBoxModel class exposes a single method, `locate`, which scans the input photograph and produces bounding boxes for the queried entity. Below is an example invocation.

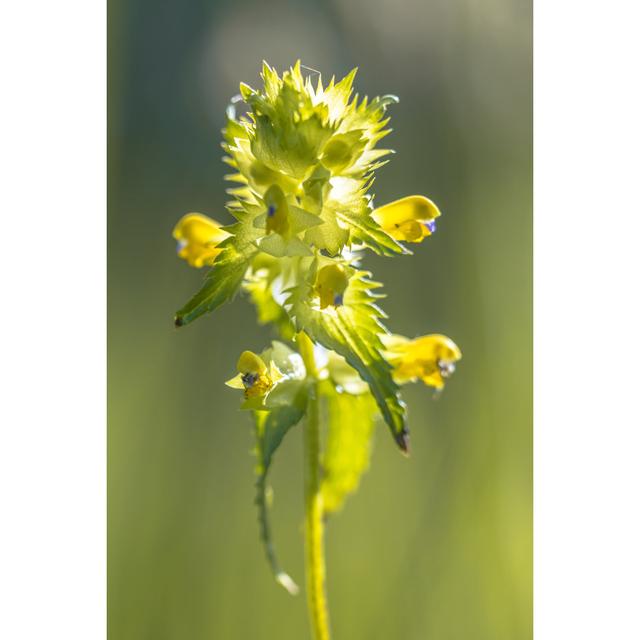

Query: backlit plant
[172,61,461,640]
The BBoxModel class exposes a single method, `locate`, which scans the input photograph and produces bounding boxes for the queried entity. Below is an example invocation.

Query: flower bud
[264,184,291,237]
[315,264,349,309]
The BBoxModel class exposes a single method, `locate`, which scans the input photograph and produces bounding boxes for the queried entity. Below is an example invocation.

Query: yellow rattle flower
[383,333,461,389]
[264,184,291,238]
[173,213,230,268]
[225,350,283,399]
[372,195,441,243]
[315,264,349,309]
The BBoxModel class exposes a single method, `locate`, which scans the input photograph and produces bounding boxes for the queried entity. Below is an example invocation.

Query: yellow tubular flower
[372,195,441,243]
[384,334,462,389]
[173,213,230,268]
[226,351,274,399]
[264,184,291,237]
[315,264,349,309]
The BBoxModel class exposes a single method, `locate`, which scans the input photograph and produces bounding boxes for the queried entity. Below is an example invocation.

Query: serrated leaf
[288,270,408,452]
[335,206,407,256]
[320,382,378,514]
[253,404,305,595]
[322,176,407,256]
[304,206,350,255]
[174,241,255,327]
[257,234,313,258]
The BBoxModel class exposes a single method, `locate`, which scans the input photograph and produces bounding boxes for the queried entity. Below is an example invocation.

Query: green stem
[297,331,331,640]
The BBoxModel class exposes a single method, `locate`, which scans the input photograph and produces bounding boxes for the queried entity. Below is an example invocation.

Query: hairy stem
[297,331,331,640]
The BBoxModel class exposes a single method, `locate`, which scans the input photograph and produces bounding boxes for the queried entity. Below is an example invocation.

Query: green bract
[172,61,461,637]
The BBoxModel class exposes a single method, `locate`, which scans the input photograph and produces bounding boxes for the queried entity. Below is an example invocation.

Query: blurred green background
[108,0,531,638]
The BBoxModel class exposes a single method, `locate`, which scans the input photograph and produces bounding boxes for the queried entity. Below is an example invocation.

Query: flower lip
[382,333,461,390]
[173,212,229,268]
[241,372,260,387]
[372,195,441,243]
[437,359,456,378]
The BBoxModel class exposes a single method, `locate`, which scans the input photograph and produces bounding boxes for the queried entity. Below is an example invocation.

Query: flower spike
[172,62,463,629]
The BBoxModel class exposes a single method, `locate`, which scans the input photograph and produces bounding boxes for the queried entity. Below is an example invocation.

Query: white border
[535,1,640,637]
[0,0,106,638]
[0,0,639,637]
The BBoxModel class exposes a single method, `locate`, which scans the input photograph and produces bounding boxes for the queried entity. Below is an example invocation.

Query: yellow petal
[393,220,428,242]
[315,264,349,309]
[408,334,462,363]
[269,361,285,384]
[173,213,230,268]
[173,213,228,244]
[244,376,273,398]
[177,244,224,268]
[372,195,441,243]
[225,373,246,389]
[229,351,274,399]
[385,333,461,388]
[237,351,268,375]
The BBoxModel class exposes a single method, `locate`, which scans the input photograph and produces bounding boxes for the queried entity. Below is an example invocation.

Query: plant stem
[297,331,331,640]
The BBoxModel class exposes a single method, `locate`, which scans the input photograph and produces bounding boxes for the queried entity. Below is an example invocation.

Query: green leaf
[253,404,305,595]
[320,382,378,514]
[174,241,254,327]
[257,234,313,258]
[301,165,351,255]
[303,206,350,256]
[288,269,409,452]
[335,205,408,257]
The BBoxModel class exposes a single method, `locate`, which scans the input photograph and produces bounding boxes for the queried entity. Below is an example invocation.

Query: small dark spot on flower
[425,219,437,234]
[437,359,455,378]
[333,293,344,306]
[242,372,259,387]
[267,205,276,217]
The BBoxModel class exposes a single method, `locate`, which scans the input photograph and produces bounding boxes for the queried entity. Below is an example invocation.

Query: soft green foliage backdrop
[108,0,532,638]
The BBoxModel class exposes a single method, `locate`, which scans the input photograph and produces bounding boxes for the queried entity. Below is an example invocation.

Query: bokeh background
[108,0,532,638]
